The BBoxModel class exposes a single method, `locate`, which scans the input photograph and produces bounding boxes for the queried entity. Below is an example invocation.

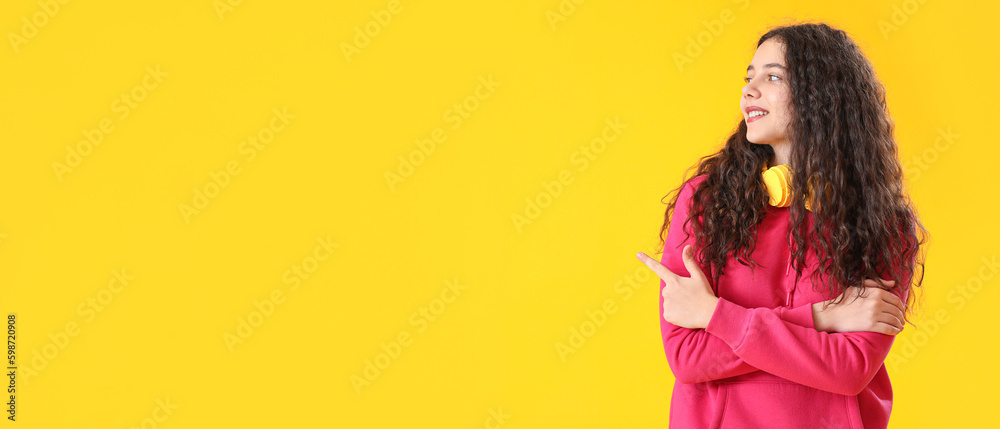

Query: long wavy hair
[657,22,927,327]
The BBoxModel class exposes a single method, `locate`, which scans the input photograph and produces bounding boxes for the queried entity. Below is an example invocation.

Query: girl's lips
[747,112,769,123]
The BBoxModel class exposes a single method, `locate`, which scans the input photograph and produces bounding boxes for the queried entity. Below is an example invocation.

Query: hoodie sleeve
[659,176,820,384]
[661,301,817,383]
[705,289,907,395]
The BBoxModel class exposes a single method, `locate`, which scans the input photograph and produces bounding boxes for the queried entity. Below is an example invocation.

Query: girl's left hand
[636,244,720,329]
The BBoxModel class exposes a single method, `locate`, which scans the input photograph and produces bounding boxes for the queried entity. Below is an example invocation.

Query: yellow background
[1,0,996,427]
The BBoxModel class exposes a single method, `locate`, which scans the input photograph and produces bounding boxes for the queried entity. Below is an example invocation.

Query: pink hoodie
[659,174,910,428]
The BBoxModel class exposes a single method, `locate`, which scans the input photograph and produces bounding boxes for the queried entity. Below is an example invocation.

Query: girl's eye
[744,75,781,83]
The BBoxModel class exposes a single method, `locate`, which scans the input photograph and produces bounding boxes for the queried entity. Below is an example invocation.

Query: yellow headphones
[761,164,815,211]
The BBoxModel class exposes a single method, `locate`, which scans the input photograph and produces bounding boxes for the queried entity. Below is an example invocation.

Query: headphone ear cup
[762,164,793,207]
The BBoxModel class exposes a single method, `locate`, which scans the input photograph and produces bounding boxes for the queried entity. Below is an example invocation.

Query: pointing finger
[636,251,678,282]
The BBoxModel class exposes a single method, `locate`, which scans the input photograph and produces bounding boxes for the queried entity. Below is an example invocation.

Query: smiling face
[741,38,794,160]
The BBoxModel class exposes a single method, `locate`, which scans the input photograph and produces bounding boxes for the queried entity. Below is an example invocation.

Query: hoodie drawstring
[784,251,794,306]
[785,250,791,276]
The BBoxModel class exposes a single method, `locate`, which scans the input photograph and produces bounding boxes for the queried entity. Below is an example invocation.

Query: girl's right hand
[811,278,906,335]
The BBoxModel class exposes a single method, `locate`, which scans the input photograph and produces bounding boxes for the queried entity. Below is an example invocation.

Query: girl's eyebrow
[746,63,787,72]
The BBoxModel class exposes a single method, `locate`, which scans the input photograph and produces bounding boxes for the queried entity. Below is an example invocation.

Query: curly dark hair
[656,22,927,328]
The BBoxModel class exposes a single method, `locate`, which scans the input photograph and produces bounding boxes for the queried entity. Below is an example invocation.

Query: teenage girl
[636,23,927,428]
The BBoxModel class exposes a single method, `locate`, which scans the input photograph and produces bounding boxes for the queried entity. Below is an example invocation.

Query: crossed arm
[660,293,816,384]
[660,279,907,396]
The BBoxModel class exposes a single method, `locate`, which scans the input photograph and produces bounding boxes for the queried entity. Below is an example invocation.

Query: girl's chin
[745,133,778,146]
